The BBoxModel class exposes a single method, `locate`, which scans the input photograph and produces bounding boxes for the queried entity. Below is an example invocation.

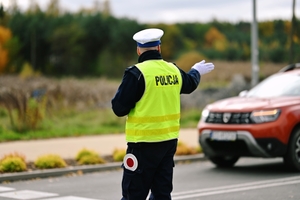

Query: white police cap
[133,28,164,47]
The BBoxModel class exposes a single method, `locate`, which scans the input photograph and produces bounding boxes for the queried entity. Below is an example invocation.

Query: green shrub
[176,141,190,155]
[34,154,67,169]
[196,145,203,154]
[175,141,200,155]
[113,148,126,162]
[0,157,27,173]
[0,108,7,117]
[77,154,105,165]
[180,109,201,128]
[25,97,47,130]
[75,148,105,165]
[76,148,98,161]
[1,89,47,133]
[0,152,26,163]
[175,51,207,72]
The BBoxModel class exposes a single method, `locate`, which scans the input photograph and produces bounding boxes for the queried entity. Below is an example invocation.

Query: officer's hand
[192,60,214,75]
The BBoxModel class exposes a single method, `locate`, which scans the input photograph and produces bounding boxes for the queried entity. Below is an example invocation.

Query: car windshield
[247,72,300,98]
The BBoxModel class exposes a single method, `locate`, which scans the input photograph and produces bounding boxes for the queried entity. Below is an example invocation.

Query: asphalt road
[0,158,300,200]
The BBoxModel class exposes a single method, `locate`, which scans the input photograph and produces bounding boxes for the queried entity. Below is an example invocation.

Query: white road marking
[172,176,300,199]
[0,186,15,192]
[0,190,58,200]
[43,196,101,200]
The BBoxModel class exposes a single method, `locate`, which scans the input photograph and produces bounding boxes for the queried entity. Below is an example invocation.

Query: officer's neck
[138,50,162,63]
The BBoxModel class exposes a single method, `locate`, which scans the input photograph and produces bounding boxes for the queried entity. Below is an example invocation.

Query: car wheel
[284,127,300,171]
[208,155,240,168]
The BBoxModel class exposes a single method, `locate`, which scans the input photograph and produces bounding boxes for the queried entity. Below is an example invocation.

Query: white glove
[192,60,214,75]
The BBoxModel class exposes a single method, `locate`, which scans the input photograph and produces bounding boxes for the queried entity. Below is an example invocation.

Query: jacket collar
[138,50,162,63]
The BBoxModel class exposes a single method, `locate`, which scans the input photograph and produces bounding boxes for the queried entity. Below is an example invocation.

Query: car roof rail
[279,63,300,72]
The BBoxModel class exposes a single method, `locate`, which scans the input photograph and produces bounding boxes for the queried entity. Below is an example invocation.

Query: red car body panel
[197,64,300,170]
[198,96,300,144]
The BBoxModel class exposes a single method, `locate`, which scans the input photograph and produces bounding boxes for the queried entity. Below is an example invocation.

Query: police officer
[111,28,214,200]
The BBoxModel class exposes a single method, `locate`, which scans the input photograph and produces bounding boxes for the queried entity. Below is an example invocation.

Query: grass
[0,61,287,142]
[0,106,200,142]
[0,108,126,142]
[198,60,286,83]
[180,109,202,128]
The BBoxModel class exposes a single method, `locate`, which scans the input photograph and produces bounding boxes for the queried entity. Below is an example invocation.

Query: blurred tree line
[0,0,299,78]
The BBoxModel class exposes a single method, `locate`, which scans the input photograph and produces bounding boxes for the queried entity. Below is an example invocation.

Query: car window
[247,73,300,98]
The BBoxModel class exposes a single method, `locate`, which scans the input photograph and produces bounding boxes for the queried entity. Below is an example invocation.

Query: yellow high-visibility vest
[125,60,182,142]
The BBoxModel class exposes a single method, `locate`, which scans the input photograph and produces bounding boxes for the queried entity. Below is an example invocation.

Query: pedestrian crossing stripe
[0,190,58,199]
[0,188,102,200]
[43,196,101,200]
[0,186,15,192]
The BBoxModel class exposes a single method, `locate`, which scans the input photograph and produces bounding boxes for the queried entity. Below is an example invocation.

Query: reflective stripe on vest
[125,60,182,142]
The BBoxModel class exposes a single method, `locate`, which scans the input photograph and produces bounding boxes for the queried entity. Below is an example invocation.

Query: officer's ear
[137,47,141,56]
[158,45,161,53]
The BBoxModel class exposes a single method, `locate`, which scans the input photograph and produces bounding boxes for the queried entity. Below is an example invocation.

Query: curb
[0,154,206,182]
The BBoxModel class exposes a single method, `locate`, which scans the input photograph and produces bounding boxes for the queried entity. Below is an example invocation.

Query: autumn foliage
[0,26,11,73]
[0,0,299,77]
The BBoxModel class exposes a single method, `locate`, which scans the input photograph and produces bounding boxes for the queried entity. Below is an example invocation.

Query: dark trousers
[121,139,178,200]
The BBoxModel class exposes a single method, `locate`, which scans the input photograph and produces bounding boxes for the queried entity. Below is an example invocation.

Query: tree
[259,21,274,38]
[176,22,210,52]
[49,22,86,75]
[27,0,42,14]
[46,0,61,17]
[175,51,206,72]
[205,27,228,51]
[0,3,4,20]
[102,0,111,16]
[0,2,6,26]
[0,26,12,73]
[154,24,184,61]
[289,0,296,63]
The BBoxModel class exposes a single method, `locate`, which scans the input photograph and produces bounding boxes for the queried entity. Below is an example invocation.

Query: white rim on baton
[123,153,138,171]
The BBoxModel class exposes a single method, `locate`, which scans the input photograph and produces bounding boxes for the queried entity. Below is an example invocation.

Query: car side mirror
[239,90,248,97]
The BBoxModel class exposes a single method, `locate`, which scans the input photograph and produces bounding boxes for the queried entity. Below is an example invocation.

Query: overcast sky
[2,0,299,23]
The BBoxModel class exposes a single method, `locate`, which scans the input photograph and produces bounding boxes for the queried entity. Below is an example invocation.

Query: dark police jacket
[111,50,201,117]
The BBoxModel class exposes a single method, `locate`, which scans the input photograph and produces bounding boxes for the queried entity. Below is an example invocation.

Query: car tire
[283,127,300,171]
[208,155,240,168]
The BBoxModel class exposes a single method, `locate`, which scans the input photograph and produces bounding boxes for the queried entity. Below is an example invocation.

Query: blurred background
[0,0,299,140]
